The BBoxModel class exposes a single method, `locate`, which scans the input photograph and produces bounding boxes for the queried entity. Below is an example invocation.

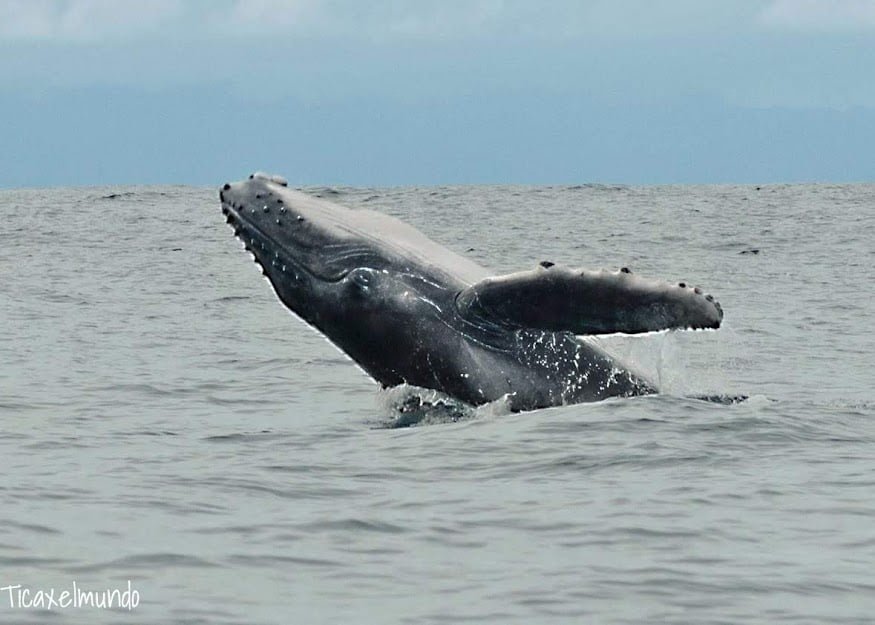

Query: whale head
[220,173,453,384]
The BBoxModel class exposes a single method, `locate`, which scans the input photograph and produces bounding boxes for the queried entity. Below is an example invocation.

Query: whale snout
[220,173,347,294]
[219,177,294,277]
[248,172,288,186]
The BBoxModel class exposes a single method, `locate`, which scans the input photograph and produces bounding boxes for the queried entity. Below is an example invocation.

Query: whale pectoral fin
[456,265,723,335]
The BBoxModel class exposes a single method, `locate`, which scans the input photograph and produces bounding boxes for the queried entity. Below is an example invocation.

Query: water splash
[375,384,514,428]
[582,329,734,397]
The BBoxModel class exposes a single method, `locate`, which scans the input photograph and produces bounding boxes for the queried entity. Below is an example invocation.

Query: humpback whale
[220,173,724,412]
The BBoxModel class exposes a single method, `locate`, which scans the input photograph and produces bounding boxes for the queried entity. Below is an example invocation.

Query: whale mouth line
[222,201,353,284]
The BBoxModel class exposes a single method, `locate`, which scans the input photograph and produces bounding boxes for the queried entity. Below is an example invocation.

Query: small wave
[311,187,343,197]
[211,295,249,302]
[566,183,628,192]
[0,556,71,567]
[2,520,61,535]
[688,393,750,405]
[296,518,407,534]
[112,429,179,438]
[203,430,275,442]
[95,189,173,201]
[67,553,218,573]
[98,191,136,200]
[227,553,340,567]
[203,295,250,310]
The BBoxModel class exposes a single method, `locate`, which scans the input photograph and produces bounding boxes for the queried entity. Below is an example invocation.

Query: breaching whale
[220,173,724,413]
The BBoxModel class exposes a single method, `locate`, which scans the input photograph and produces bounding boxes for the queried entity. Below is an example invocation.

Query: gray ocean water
[1,182,874,624]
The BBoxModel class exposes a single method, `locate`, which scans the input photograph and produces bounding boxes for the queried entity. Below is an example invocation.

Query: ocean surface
[1,182,874,624]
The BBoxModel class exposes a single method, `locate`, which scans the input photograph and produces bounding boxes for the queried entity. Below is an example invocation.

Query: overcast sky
[2,0,874,187]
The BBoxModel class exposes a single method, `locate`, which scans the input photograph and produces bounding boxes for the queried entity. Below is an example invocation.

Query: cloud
[0,0,186,42]
[225,0,762,42]
[0,0,508,43]
[0,0,769,45]
[758,0,875,31]
[214,0,507,41]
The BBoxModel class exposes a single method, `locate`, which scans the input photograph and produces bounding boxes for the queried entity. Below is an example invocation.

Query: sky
[1,0,874,187]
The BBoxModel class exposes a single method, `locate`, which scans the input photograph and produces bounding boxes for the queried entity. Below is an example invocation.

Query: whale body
[220,173,724,412]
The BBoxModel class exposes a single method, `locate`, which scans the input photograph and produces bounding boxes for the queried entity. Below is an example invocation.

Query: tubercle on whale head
[219,174,410,329]
[220,176,312,289]
[220,175,445,381]
[220,176,294,233]
[221,178,371,338]
[219,174,288,224]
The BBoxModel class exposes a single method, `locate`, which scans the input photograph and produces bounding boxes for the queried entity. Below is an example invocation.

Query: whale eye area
[347,268,376,295]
